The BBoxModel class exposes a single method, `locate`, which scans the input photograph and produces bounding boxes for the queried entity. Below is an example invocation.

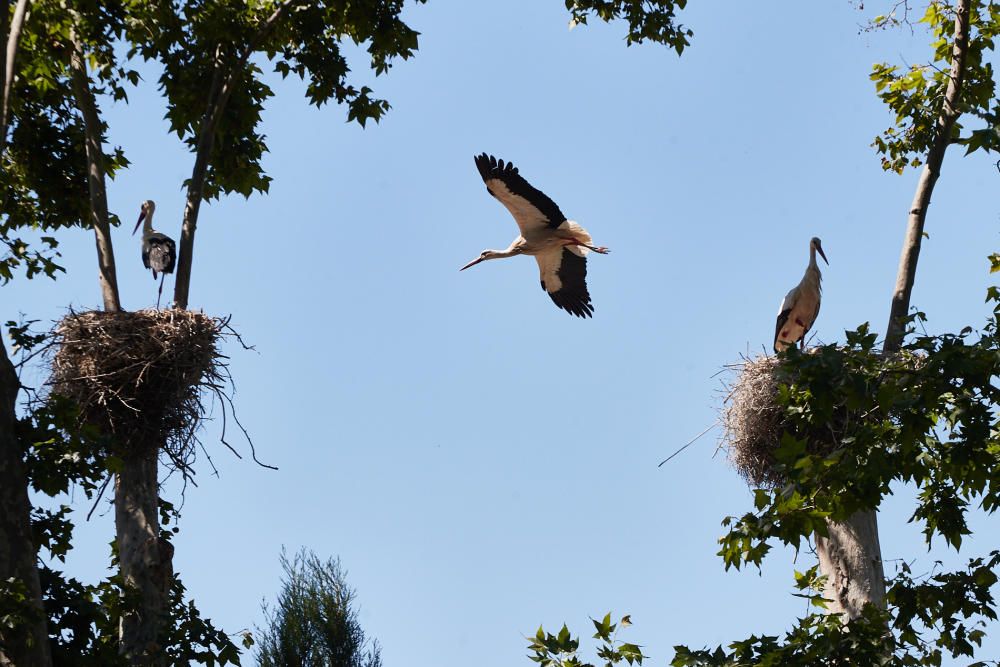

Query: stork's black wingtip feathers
[542,249,594,318]
[474,153,492,182]
[474,152,521,184]
[550,300,595,318]
[774,308,791,353]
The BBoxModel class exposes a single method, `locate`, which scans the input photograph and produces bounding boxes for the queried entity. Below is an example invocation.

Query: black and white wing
[773,285,798,351]
[145,233,177,278]
[535,247,594,318]
[474,153,567,235]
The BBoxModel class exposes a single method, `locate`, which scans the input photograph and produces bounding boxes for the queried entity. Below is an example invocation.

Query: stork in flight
[461,153,609,318]
[133,200,176,309]
[774,236,828,352]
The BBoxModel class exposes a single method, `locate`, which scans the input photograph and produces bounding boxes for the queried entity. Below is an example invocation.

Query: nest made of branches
[50,309,225,468]
[722,355,785,488]
[721,349,924,488]
[723,349,875,489]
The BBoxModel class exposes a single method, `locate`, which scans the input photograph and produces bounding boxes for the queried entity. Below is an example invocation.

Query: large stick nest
[50,309,225,467]
[722,355,791,488]
[721,350,921,488]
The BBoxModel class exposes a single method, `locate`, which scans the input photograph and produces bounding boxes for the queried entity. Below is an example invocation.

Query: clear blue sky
[12,1,1000,664]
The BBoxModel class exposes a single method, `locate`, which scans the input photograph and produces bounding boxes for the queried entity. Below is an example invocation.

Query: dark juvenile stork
[774,237,828,352]
[461,153,609,318]
[132,200,176,308]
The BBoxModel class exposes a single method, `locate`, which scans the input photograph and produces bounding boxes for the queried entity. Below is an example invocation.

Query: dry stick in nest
[48,309,275,493]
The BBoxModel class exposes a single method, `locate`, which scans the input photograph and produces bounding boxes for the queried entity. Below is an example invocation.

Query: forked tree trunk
[115,448,173,666]
[0,341,51,667]
[816,0,972,619]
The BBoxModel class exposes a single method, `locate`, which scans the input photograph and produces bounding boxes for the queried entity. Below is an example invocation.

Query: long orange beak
[133,209,146,235]
[460,256,485,271]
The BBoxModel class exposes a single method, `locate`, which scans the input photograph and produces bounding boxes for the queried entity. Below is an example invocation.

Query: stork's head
[810,237,828,265]
[133,200,156,235]
[460,250,500,271]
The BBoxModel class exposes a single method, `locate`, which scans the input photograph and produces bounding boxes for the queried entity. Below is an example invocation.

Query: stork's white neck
[804,248,823,286]
[486,247,521,260]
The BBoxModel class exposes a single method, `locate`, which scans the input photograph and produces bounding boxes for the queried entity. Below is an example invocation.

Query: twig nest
[723,355,788,488]
[722,348,922,488]
[50,309,223,459]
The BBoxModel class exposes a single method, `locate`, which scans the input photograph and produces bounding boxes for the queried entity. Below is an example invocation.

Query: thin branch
[658,421,718,467]
[85,474,113,521]
[1,0,30,151]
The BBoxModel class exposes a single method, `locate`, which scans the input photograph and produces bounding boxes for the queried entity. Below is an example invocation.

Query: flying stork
[461,153,609,318]
[132,200,176,309]
[774,236,828,352]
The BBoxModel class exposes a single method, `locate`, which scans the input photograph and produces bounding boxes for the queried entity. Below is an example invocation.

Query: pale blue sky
[11,1,1000,665]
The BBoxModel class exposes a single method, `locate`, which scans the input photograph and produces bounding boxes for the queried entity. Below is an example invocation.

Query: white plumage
[461,153,609,318]
[132,200,176,309]
[774,237,828,352]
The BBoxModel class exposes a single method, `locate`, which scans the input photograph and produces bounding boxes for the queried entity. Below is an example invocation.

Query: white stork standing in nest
[774,236,828,352]
[132,200,176,309]
[461,153,609,318]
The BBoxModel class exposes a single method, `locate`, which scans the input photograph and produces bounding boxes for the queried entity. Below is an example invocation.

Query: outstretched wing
[535,247,594,318]
[474,153,567,235]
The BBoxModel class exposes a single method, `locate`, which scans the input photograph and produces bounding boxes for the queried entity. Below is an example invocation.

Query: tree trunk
[816,0,972,619]
[0,4,51,664]
[115,448,173,666]
[1,0,30,145]
[172,0,300,310]
[68,26,121,313]
[816,511,887,619]
[0,340,51,667]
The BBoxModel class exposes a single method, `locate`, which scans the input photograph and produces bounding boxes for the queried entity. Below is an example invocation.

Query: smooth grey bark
[0,340,51,667]
[816,511,887,619]
[0,0,28,143]
[172,0,300,310]
[815,0,972,619]
[884,0,971,349]
[68,27,122,313]
[115,449,173,666]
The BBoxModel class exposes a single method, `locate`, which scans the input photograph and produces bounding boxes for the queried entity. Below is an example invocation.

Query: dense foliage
[256,549,381,667]
[1,0,426,662]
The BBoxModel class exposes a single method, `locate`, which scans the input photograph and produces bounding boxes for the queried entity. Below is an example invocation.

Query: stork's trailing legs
[567,240,609,254]
[156,273,165,309]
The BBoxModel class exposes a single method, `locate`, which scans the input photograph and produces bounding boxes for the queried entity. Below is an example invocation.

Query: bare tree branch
[885,0,972,349]
[0,0,29,150]
[173,0,303,310]
[68,23,122,313]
